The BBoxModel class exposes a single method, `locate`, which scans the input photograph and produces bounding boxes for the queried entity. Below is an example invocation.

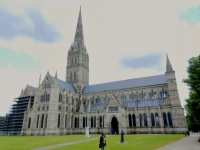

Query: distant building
[21,7,187,135]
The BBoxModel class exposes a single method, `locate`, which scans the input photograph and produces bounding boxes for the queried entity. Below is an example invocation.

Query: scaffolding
[2,96,34,135]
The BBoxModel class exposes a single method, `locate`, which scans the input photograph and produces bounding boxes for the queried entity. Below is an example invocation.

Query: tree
[183,54,200,131]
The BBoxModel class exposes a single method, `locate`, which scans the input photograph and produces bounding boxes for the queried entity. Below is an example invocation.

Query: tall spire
[74,6,84,50]
[166,54,173,72]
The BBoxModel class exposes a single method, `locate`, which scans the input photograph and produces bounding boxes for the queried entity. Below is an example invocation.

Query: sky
[0,0,200,116]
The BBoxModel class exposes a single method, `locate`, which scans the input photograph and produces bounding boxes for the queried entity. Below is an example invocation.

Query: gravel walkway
[158,134,200,150]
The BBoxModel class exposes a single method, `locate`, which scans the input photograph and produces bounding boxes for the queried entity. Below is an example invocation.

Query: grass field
[0,134,184,150]
[55,134,184,150]
[0,134,99,150]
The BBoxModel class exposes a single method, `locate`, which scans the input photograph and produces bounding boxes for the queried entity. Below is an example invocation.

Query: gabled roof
[51,76,76,93]
[82,74,167,94]
[29,86,37,96]
[122,98,165,108]
[19,85,37,98]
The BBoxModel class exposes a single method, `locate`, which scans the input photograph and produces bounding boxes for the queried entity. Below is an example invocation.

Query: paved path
[158,134,200,150]
[33,137,99,150]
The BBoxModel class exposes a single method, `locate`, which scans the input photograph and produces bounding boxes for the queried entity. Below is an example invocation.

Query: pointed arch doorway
[111,117,119,134]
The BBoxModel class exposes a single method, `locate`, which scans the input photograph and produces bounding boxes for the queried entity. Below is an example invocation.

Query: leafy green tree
[183,54,200,131]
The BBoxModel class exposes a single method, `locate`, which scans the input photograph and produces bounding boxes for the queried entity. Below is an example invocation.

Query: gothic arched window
[151,113,155,126]
[132,114,136,126]
[143,113,148,126]
[59,92,62,102]
[128,114,132,127]
[162,89,165,97]
[65,115,67,128]
[165,91,168,97]
[163,112,168,126]
[66,96,68,103]
[139,114,143,127]
[83,117,85,128]
[37,115,39,128]
[96,97,100,103]
[167,112,173,126]
[28,117,31,129]
[45,114,48,128]
[77,117,79,128]
[94,116,96,127]
[155,113,160,126]
[75,117,77,128]
[86,117,87,127]
[91,116,93,128]
[41,114,44,128]
[100,116,103,128]
[57,114,60,128]
[71,115,73,128]
[154,92,157,98]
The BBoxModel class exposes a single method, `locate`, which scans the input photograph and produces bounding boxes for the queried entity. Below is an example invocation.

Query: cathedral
[21,8,187,136]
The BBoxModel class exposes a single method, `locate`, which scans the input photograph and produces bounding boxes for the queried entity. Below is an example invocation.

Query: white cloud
[0,0,200,115]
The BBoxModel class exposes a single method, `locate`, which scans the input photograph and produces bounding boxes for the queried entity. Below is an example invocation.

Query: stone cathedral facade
[21,8,187,136]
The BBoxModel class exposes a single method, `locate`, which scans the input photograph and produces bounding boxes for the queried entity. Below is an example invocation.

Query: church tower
[66,7,89,93]
[165,54,181,106]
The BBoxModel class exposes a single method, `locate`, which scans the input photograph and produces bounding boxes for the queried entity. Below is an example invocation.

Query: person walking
[99,132,106,150]
[187,131,190,137]
[120,130,124,143]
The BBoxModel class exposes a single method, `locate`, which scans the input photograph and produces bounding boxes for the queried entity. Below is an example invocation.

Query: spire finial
[166,54,173,72]
[55,70,57,78]
[39,73,41,86]
[27,97,31,110]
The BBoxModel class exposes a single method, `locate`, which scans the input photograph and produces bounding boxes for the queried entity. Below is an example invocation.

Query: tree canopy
[183,54,200,131]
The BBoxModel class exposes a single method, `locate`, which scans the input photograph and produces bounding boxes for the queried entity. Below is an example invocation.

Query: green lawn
[0,134,184,150]
[0,134,99,150]
[55,134,184,150]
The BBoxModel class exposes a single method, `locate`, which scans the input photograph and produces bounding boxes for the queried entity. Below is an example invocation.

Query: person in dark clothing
[187,131,190,137]
[99,132,106,150]
[120,130,124,143]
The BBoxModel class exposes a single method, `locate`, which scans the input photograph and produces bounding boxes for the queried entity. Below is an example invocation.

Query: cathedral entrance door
[111,117,119,134]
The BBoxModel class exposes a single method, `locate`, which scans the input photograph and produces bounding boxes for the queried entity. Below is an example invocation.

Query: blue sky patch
[120,53,165,71]
[0,48,43,69]
[0,6,62,43]
[179,5,200,26]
